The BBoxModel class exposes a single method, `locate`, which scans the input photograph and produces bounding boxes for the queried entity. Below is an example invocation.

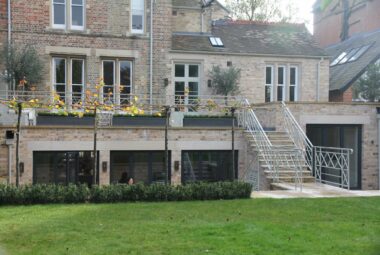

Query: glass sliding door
[110,151,170,184]
[34,151,98,186]
[174,63,200,111]
[181,151,238,183]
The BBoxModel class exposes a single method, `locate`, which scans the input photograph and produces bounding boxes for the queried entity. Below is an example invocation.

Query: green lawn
[0,198,379,255]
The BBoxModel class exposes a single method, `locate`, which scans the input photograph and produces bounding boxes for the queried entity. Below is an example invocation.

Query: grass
[0,197,379,255]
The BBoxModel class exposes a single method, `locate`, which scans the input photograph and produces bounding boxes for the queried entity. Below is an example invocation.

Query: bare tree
[225,0,299,22]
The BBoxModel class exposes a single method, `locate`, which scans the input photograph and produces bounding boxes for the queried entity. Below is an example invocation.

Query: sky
[218,0,315,33]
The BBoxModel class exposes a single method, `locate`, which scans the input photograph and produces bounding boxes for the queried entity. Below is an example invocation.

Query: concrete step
[266,176,315,183]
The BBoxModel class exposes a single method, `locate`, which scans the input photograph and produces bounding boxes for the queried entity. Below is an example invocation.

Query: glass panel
[132,15,143,30]
[175,64,185,77]
[188,82,198,95]
[103,61,114,85]
[349,45,371,62]
[266,66,272,84]
[289,86,295,102]
[72,0,83,4]
[331,52,347,66]
[182,151,237,183]
[34,152,56,184]
[278,67,284,84]
[72,59,83,85]
[72,6,84,26]
[72,85,83,103]
[77,152,94,186]
[265,86,271,102]
[151,152,166,184]
[189,65,199,78]
[54,58,66,84]
[133,152,149,184]
[53,3,65,25]
[290,67,296,85]
[277,86,283,101]
[110,152,132,184]
[120,61,131,86]
[55,152,67,185]
[343,127,359,189]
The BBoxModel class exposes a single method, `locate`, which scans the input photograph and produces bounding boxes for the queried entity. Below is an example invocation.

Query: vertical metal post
[347,150,350,190]
[93,107,98,186]
[231,107,236,180]
[165,106,170,184]
[15,103,22,187]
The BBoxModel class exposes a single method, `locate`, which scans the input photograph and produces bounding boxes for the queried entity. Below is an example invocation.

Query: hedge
[0,182,252,205]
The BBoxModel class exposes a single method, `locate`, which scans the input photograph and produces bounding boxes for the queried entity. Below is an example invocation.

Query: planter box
[37,115,94,126]
[112,116,166,126]
[183,117,235,127]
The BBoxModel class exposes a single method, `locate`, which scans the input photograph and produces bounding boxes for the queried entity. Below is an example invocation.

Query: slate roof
[172,0,201,8]
[172,20,328,57]
[326,29,380,91]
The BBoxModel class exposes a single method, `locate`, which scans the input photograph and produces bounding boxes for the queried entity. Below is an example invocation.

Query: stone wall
[168,52,330,103]
[253,102,380,190]
[0,126,246,185]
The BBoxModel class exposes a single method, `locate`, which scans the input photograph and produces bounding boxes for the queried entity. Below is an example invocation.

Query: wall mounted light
[102,161,108,172]
[164,78,169,87]
[5,130,14,140]
[174,161,179,171]
[227,61,232,67]
[208,79,212,88]
[19,162,24,175]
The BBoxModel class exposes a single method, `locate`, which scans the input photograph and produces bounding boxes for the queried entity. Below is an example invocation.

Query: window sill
[46,27,88,34]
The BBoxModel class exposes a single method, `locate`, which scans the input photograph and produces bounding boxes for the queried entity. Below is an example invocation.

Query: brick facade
[329,87,353,102]
[314,0,380,47]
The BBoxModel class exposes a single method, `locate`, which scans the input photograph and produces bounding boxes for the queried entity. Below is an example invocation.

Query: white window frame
[71,59,85,104]
[277,65,286,102]
[102,60,116,104]
[289,66,298,102]
[102,59,133,106]
[52,0,66,29]
[131,0,145,34]
[70,0,85,30]
[52,0,85,30]
[265,65,274,103]
[174,63,201,109]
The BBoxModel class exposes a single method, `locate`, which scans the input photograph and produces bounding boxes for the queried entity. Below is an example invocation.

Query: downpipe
[149,0,155,107]
[316,57,324,102]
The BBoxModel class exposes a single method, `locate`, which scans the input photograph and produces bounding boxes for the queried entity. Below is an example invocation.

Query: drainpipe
[6,144,12,184]
[316,57,324,102]
[7,0,11,45]
[149,0,154,106]
[378,113,380,190]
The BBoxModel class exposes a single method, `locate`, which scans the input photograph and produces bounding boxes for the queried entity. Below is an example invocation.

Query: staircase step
[266,176,315,183]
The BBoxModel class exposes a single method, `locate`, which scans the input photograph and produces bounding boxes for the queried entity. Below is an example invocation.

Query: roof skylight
[331,44,372,66]
[209,37,224,47]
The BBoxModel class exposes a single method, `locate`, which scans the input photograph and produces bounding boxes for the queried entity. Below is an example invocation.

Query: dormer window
[209,37,224,47]
[131,0,145,34]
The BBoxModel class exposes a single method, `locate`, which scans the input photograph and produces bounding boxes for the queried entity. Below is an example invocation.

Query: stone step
[266,176,315,183]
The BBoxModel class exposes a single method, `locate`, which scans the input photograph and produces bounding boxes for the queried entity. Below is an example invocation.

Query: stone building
[0,0,379,191]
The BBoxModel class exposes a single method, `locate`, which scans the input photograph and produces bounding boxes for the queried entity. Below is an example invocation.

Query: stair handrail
[281,102,314,170]
[239,99,279,182]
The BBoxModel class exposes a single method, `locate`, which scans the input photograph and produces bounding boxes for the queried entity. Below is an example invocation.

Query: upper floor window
[52,0,85,30]
[131,0,145,34]
[52,57,85,104]
[102,59,133,105]
[265,64,298,103]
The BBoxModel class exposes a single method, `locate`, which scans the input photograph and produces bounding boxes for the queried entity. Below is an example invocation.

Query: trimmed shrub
[0,181,252,206]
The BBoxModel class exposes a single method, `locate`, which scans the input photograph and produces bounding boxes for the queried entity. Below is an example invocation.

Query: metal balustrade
[314,146,353,189]
[280,102,354,190]
[238,99,304,191]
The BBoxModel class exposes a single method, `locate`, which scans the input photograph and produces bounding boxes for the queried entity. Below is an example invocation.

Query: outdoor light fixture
[102,161,108,172]
[208,79,212,87]
[19,162,24,174]
[5,130,14,140]
[164,78,169,87]
[174,161,179,171]
[227,61,232,67]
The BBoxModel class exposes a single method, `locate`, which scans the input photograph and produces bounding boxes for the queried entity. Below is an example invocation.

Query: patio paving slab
[251,183,380,199]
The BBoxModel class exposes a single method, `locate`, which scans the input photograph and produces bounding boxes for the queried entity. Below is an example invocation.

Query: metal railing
[281,102,313,170]
[314,146,353,190]
[281,102,354,190]
[238,99,304,190]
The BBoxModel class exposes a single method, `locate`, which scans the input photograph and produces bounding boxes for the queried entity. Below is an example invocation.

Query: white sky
[219,0,315,33]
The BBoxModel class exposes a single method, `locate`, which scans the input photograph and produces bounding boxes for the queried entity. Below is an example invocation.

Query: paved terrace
[252,183,380,199]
